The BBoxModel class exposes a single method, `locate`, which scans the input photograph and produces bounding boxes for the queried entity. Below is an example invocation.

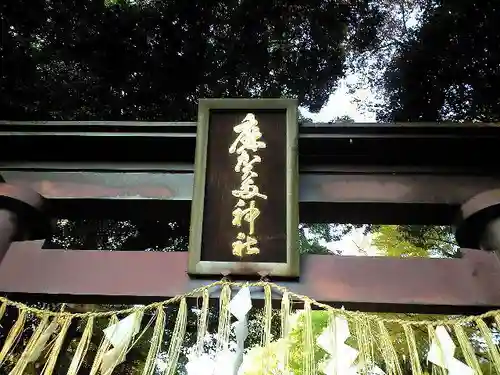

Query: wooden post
[456,189,500,252]
[480,217,500,251]
[0,210,17,263]
[0,183,47,263]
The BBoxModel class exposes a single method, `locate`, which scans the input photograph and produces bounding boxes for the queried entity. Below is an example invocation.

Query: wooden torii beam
[1,121,500,314]
[0,240,499,314]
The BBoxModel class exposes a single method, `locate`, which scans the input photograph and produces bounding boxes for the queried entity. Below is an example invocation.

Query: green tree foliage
[299,223,372,255]
[299,222,459,259]
[378,1,500,122]
[2,0,383,121]
[372,225,430,257]
[344,0,429,115]
[44,218,189,252]
[299,223,335,255]
[372,225,459,258]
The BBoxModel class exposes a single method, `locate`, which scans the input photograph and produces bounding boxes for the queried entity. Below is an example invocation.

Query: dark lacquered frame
[187,99,300,278]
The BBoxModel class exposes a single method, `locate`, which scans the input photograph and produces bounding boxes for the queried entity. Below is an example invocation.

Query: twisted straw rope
[0,280,497,326]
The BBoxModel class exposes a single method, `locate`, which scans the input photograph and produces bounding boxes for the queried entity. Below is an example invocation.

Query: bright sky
[302,71,379,256]
[328,226,380,256]
[300,74,377,123]
[298,8,424,255]
[299,6,420,124]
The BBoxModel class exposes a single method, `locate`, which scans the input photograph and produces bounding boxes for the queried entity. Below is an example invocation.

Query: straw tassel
[354,316,373,374]
[377,321,403,375]
[163,298,187,375]
[378,321,403,375]
[476,318,500,370]
[302,301,315,375]
[453,323,483,375]
[142,306,166,375]
[280,292,291,372]
[41,315,72,375]
[216,285,232,353]
[494,313,500,333]
[196,289,209,356]
[66,316,94,375]
[3,280,500,375]
[261,285,273,373]
[402,324,423,375]
[8,314,50,375]
[0,309,27,366]
[365,318,376,372]
[0,302,6,322]
[89,315,118,375]
[26,319,59,364]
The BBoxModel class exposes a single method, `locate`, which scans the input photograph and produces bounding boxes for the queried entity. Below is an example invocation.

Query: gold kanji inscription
[229,113,267,257]
[229,113,266,155]
[232,200,260,235]
[232,233,260,257]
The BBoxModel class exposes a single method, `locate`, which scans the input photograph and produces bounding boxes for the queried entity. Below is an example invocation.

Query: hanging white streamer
[427,326,474,375]
[229,286,252,375]
[317,315,358,375]
[317,314,385,375]
[190,287,252,375]
[187,349,238,375]
[101,311,143,374]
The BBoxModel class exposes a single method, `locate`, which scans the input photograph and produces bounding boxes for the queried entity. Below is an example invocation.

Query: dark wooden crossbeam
[1,121,500,168]
[1,121,500,314]
[1,240,499,314]
[1,168,500,224]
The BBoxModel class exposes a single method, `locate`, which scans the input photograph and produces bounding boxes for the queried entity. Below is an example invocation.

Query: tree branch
[401,1,408,35]
[351,239,369,256]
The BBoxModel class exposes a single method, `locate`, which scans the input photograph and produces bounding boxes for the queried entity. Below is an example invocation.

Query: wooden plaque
[188,99,299,278]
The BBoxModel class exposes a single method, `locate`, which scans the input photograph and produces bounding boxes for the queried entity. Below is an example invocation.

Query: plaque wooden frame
[187,98,300,278]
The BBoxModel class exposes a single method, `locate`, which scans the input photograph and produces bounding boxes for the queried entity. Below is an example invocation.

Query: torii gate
[0,99,499,316]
